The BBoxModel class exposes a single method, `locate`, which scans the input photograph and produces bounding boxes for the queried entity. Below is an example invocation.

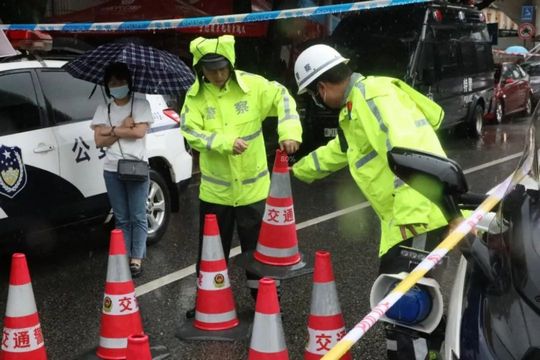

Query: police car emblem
[0,145,27,199]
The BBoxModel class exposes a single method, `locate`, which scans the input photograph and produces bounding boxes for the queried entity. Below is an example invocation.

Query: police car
[0,53,192,244]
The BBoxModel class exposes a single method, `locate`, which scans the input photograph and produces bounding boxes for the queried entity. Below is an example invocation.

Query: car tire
[496,101,504,124]
[523,95,532,116]
[468,104,484,137]
[146,169,171,245]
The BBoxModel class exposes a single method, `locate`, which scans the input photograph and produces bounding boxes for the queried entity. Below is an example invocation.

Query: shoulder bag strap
[107,103,126,159]
[108,99,143,161]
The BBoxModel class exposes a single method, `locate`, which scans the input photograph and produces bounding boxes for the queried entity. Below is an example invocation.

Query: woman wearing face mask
[90,62,153,278]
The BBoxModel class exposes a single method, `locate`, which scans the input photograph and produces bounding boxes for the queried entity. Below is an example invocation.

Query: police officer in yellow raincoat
[180,35,302,318]
[292,44,449,359]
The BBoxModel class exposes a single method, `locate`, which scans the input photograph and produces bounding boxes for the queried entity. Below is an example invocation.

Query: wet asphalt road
[0,117,531,360]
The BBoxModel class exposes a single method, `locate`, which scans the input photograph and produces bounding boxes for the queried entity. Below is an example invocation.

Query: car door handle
[33,143,55,153]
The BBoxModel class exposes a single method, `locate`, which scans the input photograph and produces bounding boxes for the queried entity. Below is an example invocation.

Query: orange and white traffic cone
[96,229,143,360]
[255,149,300,266]
[1,253,47,360]
[125,334,151,360]
[193,214,239,331]
[177,214,251,341]
[235,149,312,280]
[305,251,351,360]
[248,277,288,360]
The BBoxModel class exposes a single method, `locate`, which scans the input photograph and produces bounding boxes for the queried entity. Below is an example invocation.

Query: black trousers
[378,227,447,360]
[196,199,265,290]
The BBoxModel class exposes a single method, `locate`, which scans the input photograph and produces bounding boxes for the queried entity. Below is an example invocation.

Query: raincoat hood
[188,35,236,95]
[190,35,236,68]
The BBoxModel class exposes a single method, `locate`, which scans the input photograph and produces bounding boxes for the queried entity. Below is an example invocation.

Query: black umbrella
[63,42,195,95]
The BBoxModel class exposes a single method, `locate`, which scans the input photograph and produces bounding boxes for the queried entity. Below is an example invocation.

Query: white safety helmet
[294,44,349,95]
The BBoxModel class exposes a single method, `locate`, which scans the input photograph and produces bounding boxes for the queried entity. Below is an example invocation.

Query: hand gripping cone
[96,229,143,360]
[1,253,47,360]
[256,149,300,266]
[248,278,289,360]
[125,334,151,360]
[235,150,312,280]
[304,251,351,360]
[176,214,251,341]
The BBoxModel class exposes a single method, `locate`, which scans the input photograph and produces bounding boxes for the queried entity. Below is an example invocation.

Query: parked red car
[486,62,532,123]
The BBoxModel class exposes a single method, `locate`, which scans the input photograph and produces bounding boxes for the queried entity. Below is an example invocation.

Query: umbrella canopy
[505,45,529,55]
[63,42,195,95]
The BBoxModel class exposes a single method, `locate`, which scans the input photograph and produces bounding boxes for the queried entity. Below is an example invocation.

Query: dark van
[301,1,494,153]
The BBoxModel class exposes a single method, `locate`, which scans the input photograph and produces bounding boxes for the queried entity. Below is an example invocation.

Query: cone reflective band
[1,253,47,360]
[194,214,239,331]
[305,251,351,360]
[255,149,301,266]
[248,277,289,360]
[321,149,534,359]
[126,334,152,360]
[97,229,143,360]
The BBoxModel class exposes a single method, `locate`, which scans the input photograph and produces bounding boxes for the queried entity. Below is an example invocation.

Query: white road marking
[135,152,522,297]
[462,153,522,175]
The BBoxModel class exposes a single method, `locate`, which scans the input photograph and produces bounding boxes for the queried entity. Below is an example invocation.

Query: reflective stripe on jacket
[181,71,302,206]
[293,73,447,256]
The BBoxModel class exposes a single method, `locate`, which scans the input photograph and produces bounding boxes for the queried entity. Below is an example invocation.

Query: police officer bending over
[292,44,450,359]
[180,35,302,318]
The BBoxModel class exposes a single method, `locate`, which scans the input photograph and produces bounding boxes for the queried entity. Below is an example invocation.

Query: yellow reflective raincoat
[181,35,302,206]
[293,73,448,256]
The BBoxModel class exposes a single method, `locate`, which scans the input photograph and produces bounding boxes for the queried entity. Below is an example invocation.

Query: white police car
[0,57,192,244]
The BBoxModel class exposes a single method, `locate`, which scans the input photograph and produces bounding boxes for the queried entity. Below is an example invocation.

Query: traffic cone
[1,253,47,360]
[96,229,143,360]
[193,214,239,331]
[305,251,351,360]
[255,149,301,266]
[125,334,151,360]
[234,149,312,280]
[248,277,288,360]
[176,214,251,341]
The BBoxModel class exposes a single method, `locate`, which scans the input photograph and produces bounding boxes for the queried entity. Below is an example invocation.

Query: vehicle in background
[485,62,532,123]
[0,43,192,244]
[298,1,494,154]
[520,61,540,105]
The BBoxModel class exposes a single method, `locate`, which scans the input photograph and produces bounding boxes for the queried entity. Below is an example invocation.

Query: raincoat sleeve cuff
[200,133,236,155]
[291,156,322,183]
[277,127,302,144]
[290,164,315,183]
[215,133,236,155]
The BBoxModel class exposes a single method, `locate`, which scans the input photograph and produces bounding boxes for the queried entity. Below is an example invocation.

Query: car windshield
[501,64,514,79]
[330,4,425,78]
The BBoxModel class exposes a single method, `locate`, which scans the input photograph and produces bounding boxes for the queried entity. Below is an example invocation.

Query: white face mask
[309,88,327,109]
[109,84,130,99]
